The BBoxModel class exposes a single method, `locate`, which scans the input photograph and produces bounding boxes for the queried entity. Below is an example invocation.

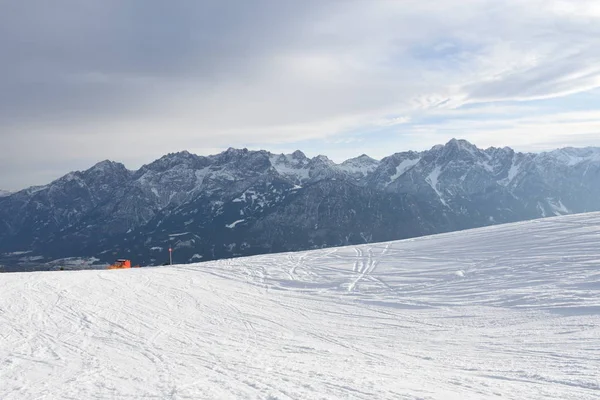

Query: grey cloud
[0,1,326,125]
[1,1,321,74]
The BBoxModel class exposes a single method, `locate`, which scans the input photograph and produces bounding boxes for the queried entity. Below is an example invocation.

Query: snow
[62,172,79,182]
[269,154,311,182]
[507,161,520,181]
[338,163,376,176]
[60,257,100,266]
[193,167,210,183]
[537,202,547,217]
[26,185,48,194]
[6,251,31,256]
[477,160,494,172]
[19,255,44,262]
[226,219,245,228]
[547,147,600,166]
[388,157,420,184]
[2,212,600,399]
[174,240,194,249]
[500,159,521,186]
[548,198,570,215]
[426,165,448,206]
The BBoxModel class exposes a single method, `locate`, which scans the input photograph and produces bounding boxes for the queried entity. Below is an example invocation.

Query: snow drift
[1,212,600,399]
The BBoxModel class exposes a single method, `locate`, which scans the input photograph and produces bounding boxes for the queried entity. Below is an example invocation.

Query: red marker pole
[169,247,173,266]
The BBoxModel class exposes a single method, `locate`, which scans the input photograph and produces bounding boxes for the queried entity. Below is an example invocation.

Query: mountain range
[1,138,600,271]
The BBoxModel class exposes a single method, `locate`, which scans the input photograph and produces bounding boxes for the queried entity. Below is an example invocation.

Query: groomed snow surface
[2,213,600,399]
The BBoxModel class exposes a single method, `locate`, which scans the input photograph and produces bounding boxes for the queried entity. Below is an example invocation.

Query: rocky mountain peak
[216,147,249,162]
[86,160,130,176]
[291,150,308,161]
[90,159,113,170]
[484,146,514,158]
[313,154,334,164]
[342,154,378,166]
[141,150,201,173]
[440,138,480,159]
[339,154,380,180]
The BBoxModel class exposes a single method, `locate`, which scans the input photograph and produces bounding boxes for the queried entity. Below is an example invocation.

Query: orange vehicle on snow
[107,259,140,269]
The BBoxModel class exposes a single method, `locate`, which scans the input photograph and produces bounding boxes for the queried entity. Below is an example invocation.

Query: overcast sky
[1,0,600,190]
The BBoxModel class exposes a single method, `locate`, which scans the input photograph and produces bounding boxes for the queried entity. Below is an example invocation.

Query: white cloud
[407,109,600,151]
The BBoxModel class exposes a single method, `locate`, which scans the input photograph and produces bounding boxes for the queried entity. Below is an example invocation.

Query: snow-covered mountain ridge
[1,212,599,399]
[1,139,600,270]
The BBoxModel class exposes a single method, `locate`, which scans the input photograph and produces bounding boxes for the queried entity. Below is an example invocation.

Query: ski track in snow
[2,213,600,399]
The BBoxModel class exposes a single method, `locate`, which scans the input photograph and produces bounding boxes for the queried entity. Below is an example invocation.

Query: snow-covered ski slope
[2,213,600,399]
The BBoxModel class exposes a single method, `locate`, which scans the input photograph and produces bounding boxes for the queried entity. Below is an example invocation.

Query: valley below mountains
[1,138,600,271]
